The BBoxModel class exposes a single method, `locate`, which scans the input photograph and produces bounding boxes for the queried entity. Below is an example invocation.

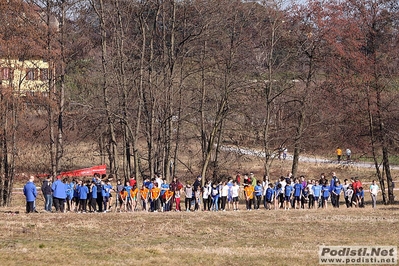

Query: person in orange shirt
[140,185,149,212]
[130,184,139,212]
[150,183,161,212]
[336,147,342,163]
[119,190,128,212]
[244,184,254,210]
[164,190,174,211]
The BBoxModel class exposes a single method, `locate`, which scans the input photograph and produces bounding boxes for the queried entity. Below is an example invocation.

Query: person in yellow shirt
[150,183,161,212]
[140,185,149,211]
[336,147,342,163]
[244,184,254,210]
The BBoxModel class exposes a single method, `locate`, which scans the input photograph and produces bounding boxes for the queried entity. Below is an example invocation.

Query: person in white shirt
[306,180,314,209]
[262,176,269,208]
[342,179,350,208]
[369,180,379,209]
[231,181,240,211]
[220,181,230,211]
[155,173,163,191]
[279,176,286,208]
[202,180,212,211]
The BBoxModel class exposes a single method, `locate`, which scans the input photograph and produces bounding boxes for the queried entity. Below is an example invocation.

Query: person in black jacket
[41,176,53,212]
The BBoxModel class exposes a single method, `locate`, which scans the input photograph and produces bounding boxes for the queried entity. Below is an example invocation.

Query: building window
[40,68,48,81]
[0,68,12,80]
[26,68,38,80]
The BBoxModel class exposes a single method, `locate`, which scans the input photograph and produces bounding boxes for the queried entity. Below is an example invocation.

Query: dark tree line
[0,0,398,205]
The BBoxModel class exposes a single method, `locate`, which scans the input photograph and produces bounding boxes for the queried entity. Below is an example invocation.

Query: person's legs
[46,194,53,211]
[83,199,87,212]
[53,197,60,212]
[185,198,189,211]
[371,194,376,208]
[91,198,97,212]
[60,199,65,213]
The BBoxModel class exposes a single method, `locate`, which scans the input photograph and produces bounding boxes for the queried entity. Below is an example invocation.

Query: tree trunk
[94,0,118,177]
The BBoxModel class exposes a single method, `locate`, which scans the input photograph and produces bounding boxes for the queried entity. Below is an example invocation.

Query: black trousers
[53,197,65,213]
[185,198,191,210]
[79,199,87,212]
[26,201,35,213]
[90,198,97,211]
[308,195,315,208]
[203,198,209,210]
[345,196,351,208]
[96,194,103,212]
[221,196,227,210]
[246,198,253,210]
[255,195,261,209]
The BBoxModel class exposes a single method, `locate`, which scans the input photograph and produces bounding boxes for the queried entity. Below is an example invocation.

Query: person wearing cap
[23,176,37,213]
[52,176,67,213]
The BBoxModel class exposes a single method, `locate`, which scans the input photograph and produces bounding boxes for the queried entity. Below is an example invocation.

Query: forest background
[0,0,398,206]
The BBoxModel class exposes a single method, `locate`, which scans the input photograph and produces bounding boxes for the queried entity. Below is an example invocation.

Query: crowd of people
[23,171,382,214]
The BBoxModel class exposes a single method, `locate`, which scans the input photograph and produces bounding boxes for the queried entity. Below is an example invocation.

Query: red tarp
[56,165,107,178]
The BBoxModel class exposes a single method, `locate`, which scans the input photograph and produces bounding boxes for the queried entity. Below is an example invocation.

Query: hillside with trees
[0,0,398,205]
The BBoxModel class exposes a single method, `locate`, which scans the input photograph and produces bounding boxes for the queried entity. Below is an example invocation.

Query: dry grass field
[2,158,399,266]
[1,191,398,266]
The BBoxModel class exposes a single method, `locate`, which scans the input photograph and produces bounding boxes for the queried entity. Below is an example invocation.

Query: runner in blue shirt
[293,179,303,209]
[312,180,322,209]
[332,181,343,208]
[254,181,263,210]
[124,181,132,211]
[284,181,293,210]
[23,176,37,213]
[52,177,67,213]
[78,181,89,213]
[321,181,330,209]
[160,181,170,211]
[265,183,274,210]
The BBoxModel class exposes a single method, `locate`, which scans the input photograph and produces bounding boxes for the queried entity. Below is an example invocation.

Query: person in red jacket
[351,177,362,207]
